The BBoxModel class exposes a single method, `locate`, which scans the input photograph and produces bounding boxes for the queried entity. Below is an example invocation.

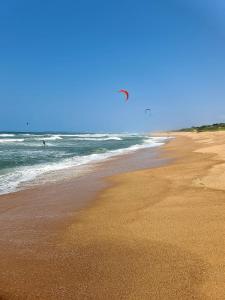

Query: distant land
[178,123,225,132]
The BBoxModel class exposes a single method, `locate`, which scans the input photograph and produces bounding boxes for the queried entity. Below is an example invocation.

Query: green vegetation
[178,123,225,132]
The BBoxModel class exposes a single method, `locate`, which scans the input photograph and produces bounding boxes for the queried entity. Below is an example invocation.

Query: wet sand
[0,133,225,299]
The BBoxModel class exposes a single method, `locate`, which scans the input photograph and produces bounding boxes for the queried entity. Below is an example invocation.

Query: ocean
[0,132,168,195]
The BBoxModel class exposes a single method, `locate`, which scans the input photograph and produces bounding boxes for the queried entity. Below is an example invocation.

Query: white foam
[0,139,24,143]
[74,137,122,141]
[35,136,62,141]
[59,134,111,138]
[58,133,136,138]
[0,134,15,137]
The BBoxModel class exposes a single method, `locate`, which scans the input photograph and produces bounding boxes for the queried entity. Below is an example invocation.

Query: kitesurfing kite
[145,109,151,116]
[26,122,29,126]
[118,89,129,102]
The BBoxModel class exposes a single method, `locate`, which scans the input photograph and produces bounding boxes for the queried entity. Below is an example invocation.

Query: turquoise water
[0,132,167,195]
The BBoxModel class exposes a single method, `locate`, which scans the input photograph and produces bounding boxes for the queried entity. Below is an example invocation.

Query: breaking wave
[0,133,170,195]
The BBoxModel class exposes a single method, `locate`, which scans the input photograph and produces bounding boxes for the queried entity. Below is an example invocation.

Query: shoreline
[0,133,225,299]
[0,135,169,196]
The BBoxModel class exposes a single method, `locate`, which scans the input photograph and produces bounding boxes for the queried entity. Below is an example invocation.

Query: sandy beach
[0,132,225,299]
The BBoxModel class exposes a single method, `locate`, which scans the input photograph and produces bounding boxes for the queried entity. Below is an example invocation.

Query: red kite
[118,89,129,101]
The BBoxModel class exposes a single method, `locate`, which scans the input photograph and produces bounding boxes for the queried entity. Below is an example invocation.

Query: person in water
[42,140,46,147]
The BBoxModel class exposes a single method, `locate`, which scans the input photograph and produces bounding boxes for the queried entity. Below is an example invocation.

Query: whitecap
[0,139,24,143]
[73,137,122,141]
[0,134,15,137]
[35,136,62,141]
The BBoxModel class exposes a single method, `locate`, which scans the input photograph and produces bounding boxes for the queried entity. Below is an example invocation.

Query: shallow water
[0,132,168,194]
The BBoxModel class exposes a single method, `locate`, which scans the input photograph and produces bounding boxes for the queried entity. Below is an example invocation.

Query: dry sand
[0,132,225,299]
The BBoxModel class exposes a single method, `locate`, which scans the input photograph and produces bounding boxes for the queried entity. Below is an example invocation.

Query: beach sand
[0,132,225,299]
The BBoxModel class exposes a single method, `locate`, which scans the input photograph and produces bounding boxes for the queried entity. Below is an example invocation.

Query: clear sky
[1,0,225,132]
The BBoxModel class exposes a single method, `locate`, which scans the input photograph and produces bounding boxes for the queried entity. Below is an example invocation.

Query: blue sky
[1,0,225,132]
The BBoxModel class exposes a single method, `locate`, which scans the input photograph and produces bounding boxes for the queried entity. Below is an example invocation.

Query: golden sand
[63,132,225,299]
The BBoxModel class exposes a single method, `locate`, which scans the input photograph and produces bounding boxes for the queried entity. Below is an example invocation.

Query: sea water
[0,132,168,195]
